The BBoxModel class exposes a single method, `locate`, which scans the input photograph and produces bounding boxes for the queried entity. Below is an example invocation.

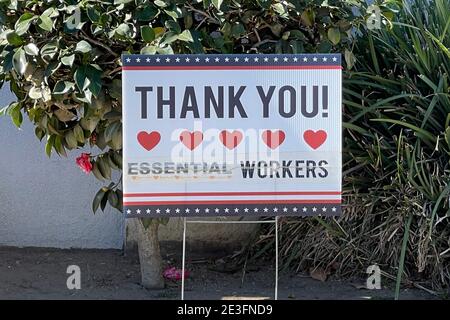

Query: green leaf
[114,23,133,39]
[74,66,90,91]
[154,0,168,8]
[73,124,85,143]
[272,3,287,18]
[75,40,92,53]
[80,117,99,133]
[178,29,194,42]
[300,9,315,27]
[92,162,105,181]
[8,102,22,128]
[45,134,55,157]
[15,13,37,35]
[35,127,45,141]
[135,5,158,21]
[165,20,181,33]
[104,121,121,142]
[65,129,78,149]
[140,25,155,43]
[87,6,100,23]
[12,48,27,75]
[24,43,39,56]
[111,151,122,169]
[40,41,58,60]
[54,135,67,157]
[38,14,53,31]
[212,0,223,10]
[110,128,122,150]
[53,81,75,95]
[92,188,107,213]
[108,190,119,208]
[140,45,157,54]
[97,156,112,180]
[327,28,341,45]
[344,49,356,70]
[86,64,102,96]
[6,31,24,46]
[61,54,75,67]
[231,23,245,38]
[29,85,51,101]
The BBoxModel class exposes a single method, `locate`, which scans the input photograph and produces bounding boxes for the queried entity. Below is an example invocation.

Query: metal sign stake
[181,217,279,300]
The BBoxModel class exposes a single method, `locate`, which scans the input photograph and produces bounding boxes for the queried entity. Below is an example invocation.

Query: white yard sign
[122,54,342,217]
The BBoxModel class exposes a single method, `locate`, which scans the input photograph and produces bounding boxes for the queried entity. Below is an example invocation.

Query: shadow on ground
[0,246,437,300]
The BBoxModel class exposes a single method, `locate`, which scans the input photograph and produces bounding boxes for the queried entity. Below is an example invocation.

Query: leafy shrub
[0,0,363,213]
[250,0,450,292]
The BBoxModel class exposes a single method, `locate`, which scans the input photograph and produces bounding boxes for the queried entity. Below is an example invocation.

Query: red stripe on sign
[122,65,343,71]
[123,200,342,206]
[123,191,342,197]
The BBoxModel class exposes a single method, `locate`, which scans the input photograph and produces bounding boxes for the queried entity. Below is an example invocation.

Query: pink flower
[76,153,93,174]
[163,267,189,281]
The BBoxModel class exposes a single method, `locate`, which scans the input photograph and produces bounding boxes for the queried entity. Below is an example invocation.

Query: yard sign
[122,54,342,218]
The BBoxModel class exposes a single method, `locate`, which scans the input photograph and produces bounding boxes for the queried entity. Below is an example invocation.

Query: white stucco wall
[0,86,125,249]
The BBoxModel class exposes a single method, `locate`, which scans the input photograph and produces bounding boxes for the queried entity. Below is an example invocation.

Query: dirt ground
[0,246,437,300]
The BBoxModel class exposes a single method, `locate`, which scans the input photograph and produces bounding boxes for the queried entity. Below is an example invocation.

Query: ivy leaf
[53,81,75,95]
[140,45,157,54]
[114,23,134,39]
[6,31,24,46]
[86,64,102,96]
[154,0,168,8]
[140,25,155,43]
[74,66,90,91]
[38,14,53,31]
[327,28,341,45]
[61,54,75,67]
[45,134,56,157]
[24,43,39,56]
[15,13,37,35]
[178,29,194,42]
[40,41,58,60]
[212,0,223,10]
[8,102,22,128]
[135,5,158,21]
[87,6,100,23]
[75,40,92,53]
[12,48,27,75]
[301,9,315,27]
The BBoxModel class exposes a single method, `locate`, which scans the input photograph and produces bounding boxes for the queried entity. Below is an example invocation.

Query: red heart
[303,130,327,149]
[137,131,161,151]
[262,130,285,149]
[219,130,243,150]
[180,131,203,150]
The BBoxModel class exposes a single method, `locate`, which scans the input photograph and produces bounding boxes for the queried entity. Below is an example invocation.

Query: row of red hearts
[137,129,327,151]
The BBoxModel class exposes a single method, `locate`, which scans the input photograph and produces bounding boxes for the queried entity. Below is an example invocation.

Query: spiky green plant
[250,0,450,294]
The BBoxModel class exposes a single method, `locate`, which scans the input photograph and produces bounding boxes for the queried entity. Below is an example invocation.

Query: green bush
[0,0,363,214]
[251,0,450,292]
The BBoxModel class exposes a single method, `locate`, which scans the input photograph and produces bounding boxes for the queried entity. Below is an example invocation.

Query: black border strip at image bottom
[124,203,341,218]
